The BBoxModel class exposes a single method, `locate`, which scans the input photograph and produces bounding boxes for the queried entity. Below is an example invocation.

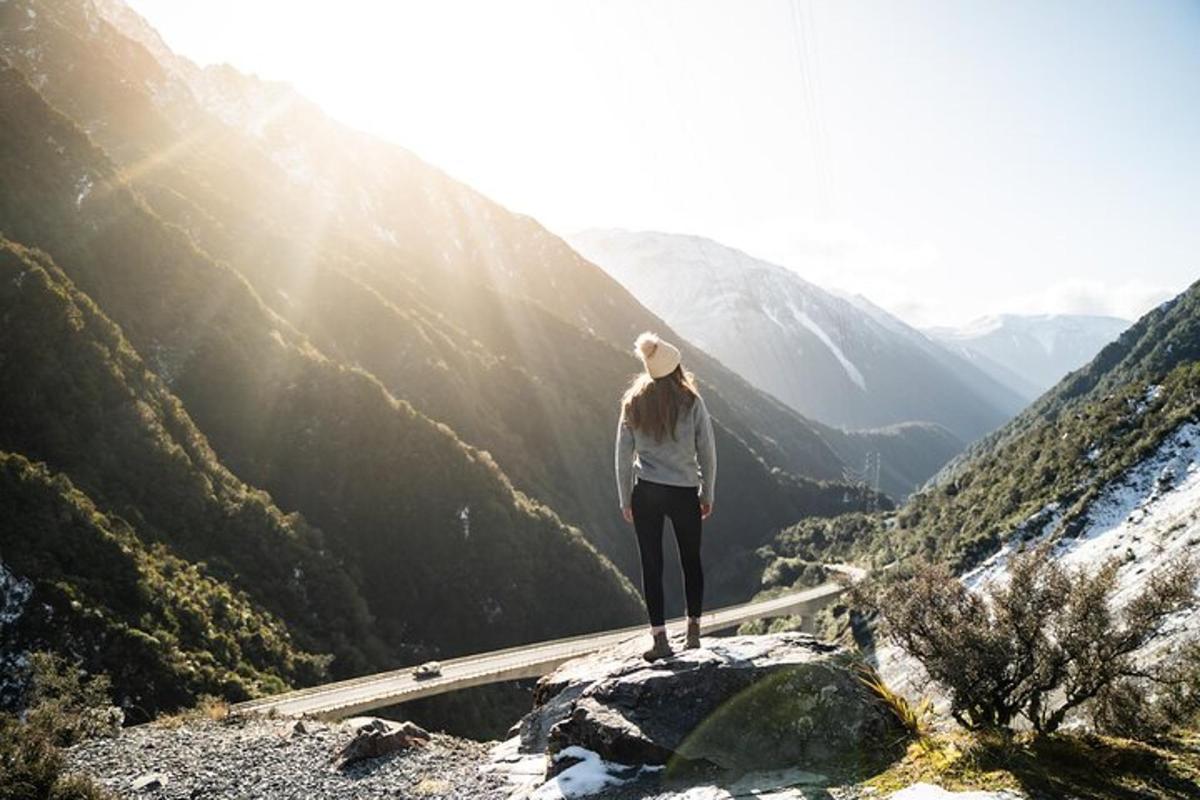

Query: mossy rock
[521,633,906,777]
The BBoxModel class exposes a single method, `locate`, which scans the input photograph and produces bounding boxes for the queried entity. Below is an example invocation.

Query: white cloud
[1006,279,1176,322]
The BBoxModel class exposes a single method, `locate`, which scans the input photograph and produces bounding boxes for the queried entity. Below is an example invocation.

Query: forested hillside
[0,239,363,713]
[0,239,386,637]
[0,62,648,704]
[0,450,325,718]
[0,0,876,599]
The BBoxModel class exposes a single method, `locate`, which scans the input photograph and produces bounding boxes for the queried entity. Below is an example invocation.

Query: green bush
[0,653,116,800]
[23,653,121,747]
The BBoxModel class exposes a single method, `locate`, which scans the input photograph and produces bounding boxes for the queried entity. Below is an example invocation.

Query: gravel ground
[61,719,891,800]
[64,717,512,799]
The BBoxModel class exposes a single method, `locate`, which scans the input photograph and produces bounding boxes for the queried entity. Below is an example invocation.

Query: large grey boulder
[518,632,904,775]
[332,717,430,770]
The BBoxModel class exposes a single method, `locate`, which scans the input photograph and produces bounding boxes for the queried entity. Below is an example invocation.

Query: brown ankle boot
[643,631,672,661]
[685,618,701,650]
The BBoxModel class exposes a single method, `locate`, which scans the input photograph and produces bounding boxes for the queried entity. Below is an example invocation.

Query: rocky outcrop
[333,717,431,770]
[517,632,905,776]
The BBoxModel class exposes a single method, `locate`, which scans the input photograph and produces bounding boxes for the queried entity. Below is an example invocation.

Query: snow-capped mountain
[925,314,1131,402]
[570,229,1027,443]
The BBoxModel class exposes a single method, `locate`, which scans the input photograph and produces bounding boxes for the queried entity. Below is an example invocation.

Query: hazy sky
[126,0,1199,327]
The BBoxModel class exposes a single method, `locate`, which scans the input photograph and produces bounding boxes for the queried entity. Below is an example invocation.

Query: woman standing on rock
[615,332,717,661]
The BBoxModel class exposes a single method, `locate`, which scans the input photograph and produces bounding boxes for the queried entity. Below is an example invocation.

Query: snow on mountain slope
[926,314,1131,402]
[570,229,1027,443]
[964,413,1200,650]
[790,303,867,391]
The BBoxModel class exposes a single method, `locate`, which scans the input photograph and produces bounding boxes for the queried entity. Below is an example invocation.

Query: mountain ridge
[569,227,1028,443]
[926,313,1131,401]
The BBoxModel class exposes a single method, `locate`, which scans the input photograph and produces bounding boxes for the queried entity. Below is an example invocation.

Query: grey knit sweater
[615,394,717,508]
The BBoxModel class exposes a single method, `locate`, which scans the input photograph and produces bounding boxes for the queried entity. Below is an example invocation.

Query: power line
[786,0,835,218]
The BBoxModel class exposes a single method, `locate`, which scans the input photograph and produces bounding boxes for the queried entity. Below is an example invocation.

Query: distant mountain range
[766,272,1200,576]
[925,314,1131,401]
[569,229,1029,444]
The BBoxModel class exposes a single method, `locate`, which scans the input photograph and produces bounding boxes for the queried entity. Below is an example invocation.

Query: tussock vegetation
[870,730,1200,800]
[153,695,231,729]
[855,664,935,748]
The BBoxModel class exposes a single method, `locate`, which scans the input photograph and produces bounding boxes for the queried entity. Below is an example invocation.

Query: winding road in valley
[234,565,866,720]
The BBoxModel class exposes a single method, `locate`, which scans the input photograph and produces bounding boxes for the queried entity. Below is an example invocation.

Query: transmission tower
[843,451,882,512]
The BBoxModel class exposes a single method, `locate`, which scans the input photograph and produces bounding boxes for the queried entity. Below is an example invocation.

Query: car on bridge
[412,661,442,680]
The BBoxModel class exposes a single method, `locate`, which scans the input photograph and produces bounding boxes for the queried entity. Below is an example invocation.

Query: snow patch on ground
[1135,383,1163,415]
[489,735,832,800]
[530,747,661,799]
[483,736,547,795]
[0,561,32,627]
[0,561,33,704]
[651,766,828,799]
[74,174,93,207]
[960,501,1062,590]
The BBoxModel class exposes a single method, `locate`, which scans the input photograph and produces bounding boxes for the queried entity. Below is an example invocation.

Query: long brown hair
[621,365,700,442]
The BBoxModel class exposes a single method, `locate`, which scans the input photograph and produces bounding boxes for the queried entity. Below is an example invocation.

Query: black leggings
[631,479,704,627]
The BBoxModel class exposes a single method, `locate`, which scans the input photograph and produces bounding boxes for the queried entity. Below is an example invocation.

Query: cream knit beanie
[635,332,682,379]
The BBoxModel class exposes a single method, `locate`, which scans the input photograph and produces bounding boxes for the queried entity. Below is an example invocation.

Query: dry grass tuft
[855,663,934,749]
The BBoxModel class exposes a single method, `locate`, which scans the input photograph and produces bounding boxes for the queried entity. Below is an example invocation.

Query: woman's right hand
[622,506,634,524]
